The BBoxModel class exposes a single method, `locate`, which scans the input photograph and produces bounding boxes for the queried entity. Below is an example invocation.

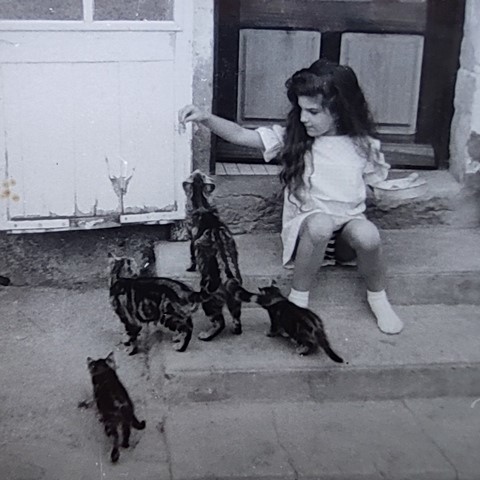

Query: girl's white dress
[256,125,390,266]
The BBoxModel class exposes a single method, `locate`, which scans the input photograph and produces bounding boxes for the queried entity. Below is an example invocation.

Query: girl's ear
[106,352,116,369]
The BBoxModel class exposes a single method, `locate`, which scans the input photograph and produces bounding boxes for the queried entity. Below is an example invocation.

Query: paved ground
[1,285,480,479]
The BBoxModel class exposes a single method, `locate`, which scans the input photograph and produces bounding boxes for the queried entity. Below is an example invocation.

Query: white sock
[288,288,309,308]
[367,290,404,335]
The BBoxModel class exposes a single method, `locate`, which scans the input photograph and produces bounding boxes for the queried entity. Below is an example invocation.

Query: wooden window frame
[0,0,183,32]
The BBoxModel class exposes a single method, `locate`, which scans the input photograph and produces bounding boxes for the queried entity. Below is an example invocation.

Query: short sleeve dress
[256,125,390,266]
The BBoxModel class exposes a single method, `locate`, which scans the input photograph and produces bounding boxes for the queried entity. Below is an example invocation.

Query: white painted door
[0,1,193,232]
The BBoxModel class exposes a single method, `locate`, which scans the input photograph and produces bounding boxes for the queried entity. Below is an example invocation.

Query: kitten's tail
[224,278,260,303]
[132,415,146,430]
[188,288,213,305]
[317,330,344,363]
[322,345,344,364]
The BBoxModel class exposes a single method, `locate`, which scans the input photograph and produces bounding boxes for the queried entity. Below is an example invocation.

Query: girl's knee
[347,222,381,252]
[300,214,335,243]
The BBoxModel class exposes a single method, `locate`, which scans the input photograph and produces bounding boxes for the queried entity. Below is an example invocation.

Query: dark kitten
[226,279,344,362]
[183,170,244,341]
[87,352,146,463]
[109,252,208,355]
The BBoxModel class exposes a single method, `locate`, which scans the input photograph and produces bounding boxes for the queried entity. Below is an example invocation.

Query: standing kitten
[226,279,344,362]
[183,170,244,341]
[87,352,146,463]
[109,253,207,355]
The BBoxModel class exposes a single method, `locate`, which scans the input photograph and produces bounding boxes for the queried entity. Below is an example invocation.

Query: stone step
[164,397,479,480]
[155,227,480,305]
[155,303,480,404]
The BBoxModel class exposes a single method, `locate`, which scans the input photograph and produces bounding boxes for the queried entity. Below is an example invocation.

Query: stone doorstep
[155,303,480,405]
[209,170,480,233]
[155,227,480,306]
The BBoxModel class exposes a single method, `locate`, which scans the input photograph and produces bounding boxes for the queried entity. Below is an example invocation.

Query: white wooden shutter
[0,0,193,233]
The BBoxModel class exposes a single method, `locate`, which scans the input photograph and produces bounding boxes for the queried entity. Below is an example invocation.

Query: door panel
[340,33,424,135]
[237,29,321,124]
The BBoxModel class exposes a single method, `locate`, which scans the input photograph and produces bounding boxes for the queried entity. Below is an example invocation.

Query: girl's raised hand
[178,105,210,126]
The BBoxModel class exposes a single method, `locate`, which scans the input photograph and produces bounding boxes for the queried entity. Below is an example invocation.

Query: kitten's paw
[198,325,224,341]
[173,341,188,352]
[77,399,93,409]
[295,345,310,356]
[265,329,279,337]
[111,448,120,463]
[231,324,242,335]
[123,340,132,346]
[128,346,139,356]
[172,333,182,343]
[121,440,130,448]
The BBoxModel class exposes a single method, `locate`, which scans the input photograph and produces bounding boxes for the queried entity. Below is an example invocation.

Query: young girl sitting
[178,59,404,335]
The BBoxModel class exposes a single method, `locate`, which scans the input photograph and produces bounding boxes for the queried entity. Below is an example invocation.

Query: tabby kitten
[226,279,344,362]
[183,170,243,341]
[87,352,146,463]
[109,252,207,355]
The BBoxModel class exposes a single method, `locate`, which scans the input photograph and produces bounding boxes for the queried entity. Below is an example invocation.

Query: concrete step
[157,303,480,404]
[164,397,480,480]
[1,286,479,479]
[155,227,480,305]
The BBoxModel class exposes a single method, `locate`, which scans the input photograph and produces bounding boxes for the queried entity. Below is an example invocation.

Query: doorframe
[212,0,466,169]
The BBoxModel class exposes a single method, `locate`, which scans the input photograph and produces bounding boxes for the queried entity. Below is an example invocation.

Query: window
[0,0,174,23]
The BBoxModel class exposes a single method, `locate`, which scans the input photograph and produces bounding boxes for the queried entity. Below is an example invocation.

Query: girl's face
[298,94,337,137]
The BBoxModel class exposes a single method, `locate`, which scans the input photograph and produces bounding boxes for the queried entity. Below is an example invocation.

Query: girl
[178,59,403,335]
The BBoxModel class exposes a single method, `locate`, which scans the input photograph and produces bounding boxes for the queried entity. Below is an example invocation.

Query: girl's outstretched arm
[178,105,263,150]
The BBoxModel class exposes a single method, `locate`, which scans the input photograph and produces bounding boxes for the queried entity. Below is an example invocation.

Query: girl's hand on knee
[178,105,210,126]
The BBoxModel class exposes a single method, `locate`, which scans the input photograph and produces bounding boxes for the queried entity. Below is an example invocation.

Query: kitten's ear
[182,181,192,194]
[87,357,94,370]
[203,183,215,195]
[105,352,116,369]
[271,279,277,287]
[202,172,215,194]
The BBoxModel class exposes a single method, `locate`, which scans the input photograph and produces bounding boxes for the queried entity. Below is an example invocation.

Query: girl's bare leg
[337,219,404,334]
[290,213,335,306]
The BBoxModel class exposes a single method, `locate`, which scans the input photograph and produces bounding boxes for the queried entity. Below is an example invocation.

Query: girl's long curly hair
[279,59,377,203]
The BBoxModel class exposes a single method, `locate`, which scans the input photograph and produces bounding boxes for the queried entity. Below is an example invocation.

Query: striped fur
[183,170,243,341]
[87,352,146,463]
[226,280,344,362]
[109,253,207,354]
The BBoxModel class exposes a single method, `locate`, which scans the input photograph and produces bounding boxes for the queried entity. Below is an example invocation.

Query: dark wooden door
[213,0,465,169]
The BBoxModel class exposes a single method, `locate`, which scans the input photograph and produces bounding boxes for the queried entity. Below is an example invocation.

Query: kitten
[87,352,146,463]
[226,279,344,362]
[109,252,208,355]
[183,170,244,341]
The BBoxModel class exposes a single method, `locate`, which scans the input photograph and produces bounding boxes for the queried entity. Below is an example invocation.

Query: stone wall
[192,0,215,172]
[450,0,480,181]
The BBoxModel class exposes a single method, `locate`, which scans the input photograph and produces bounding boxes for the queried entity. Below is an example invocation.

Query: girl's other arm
[178,105,263,150]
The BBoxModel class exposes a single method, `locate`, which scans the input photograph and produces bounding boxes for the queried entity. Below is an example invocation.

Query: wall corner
[192,0,215,173]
